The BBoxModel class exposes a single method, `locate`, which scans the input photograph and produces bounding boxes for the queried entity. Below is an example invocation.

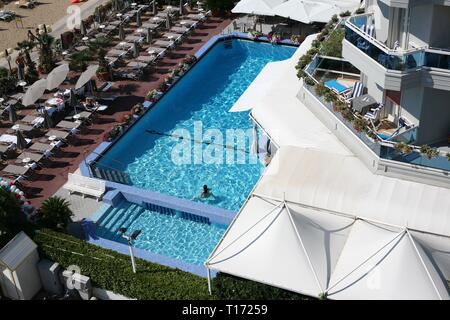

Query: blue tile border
[82,220,214,278]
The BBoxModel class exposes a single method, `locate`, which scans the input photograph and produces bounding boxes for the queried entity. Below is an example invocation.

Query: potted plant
[394,142,413,155]
[314,82,327,97]
[145,89,159,102]
[36,32,56,74]
[419,145,439,160]
[353,117,368,132]
[37,196,73,230]
[96,48,112,81]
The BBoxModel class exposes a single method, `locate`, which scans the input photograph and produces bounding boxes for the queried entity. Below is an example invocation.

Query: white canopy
[46,64,69,90]
[231,0,284,16]
[231,0,360,23]
[75,64,99,89]
[206,146,450,299]
[22,78,47,106]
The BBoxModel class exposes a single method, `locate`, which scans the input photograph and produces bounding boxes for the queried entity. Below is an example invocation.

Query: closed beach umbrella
[179,0,183,15]
[16,130,27,150]
[80,20,87,36]
[69,89,78,114]
[119,23,125,40]
[152,0,156,14]
[136,10,142,27]
[17,64,25,81]
[132,41,139,58]
[8,105,17,123]
[166,13,171,29]
[146,28,152,43]
[22,78,47,106]
[43,108,53,129]
[75,64,99,90]
[46,64,70,90]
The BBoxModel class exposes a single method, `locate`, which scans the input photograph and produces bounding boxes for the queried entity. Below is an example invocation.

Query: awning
[206,146,450,299]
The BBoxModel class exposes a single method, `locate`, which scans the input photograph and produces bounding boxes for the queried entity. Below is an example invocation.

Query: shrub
[37,196,73,230]
[320,28,344,58]
[355,8,365,15]
[0,188,26,246]
[395,142,413,155]
[419,145,439,160]
[447,153,450,161]
[353,117,368,132]
[314,82,328,97]
[340,10,351,17]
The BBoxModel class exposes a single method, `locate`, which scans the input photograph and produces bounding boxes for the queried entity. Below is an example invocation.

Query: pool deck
[1,16,232,208]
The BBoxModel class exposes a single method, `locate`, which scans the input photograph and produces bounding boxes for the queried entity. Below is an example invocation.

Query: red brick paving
[1,16,231,208]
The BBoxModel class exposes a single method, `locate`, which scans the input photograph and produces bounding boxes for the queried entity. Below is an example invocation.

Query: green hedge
[32,229,308,300]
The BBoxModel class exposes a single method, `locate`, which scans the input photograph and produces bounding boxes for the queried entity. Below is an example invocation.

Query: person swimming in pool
[200,185,214,199]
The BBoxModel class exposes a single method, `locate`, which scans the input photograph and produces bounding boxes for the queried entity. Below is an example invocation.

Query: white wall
[408,3,434,48]
[373,0,391,43]
[400,86,423,126]
[417,87,450,144]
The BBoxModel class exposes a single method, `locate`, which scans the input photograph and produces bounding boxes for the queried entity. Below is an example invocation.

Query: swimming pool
[94,201,227,266]
[94,39,296,211]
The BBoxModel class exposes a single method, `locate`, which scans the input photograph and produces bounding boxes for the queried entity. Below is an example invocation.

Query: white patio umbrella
[273,0,357,24]
[231,0,275,16]
[46,64,70,90]
[22,78,47,106]
[75,64,99,90]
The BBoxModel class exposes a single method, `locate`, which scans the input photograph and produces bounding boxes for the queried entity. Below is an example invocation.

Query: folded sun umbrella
[132,41,139,58]
[80,20,87,36]
[22,78,48,106]
[136,10,142,27]
[16,130,27,150]
[46,64,70,90]
[166,12,171,30]
[43,108,53,129]
[8,105,17,123]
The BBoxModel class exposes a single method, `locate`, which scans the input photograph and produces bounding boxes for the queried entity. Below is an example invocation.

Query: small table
[17,81,27,87]
[116,13,123,18]
[352,94,378,115]
[22,157,31,164]
[48,135,57,141]
[148,50,155,55]
[152,17,160,21]
[73,114,81,120]
[99,24,106,29]
[12,124,20,131]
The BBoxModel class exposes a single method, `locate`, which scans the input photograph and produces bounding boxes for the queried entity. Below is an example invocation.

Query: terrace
[344,13,450,72]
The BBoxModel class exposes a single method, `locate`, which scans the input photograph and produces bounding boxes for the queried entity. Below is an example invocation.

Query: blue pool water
[95,201,227,265]
[96,39,296,211]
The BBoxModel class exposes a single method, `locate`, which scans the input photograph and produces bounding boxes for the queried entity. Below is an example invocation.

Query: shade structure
[46,64,69,90]
[80,20,87,36]
[179,0,183,14]
[22,78,47,106]
[43,108,53,129]
[75,64,99,89]
[119,23,125,40]
[231,0,276,16]
[146,28,152,43]
[166,13,171,29]
[132,41,139,58]
[206,146,450,300]
[272,0,335,24]
[16,130,28,150]
[8,105,17,123]
[136,10,142,27]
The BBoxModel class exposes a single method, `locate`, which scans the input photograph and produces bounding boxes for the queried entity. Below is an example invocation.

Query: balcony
[344,14,450,72]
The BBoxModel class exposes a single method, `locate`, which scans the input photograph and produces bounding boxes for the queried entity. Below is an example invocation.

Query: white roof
[230,34,351,156]
[206,147,450,299]
[0,232,37,270]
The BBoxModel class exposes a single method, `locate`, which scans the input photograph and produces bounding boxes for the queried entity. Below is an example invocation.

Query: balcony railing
[345,14,450,72]
[303,84,450,172]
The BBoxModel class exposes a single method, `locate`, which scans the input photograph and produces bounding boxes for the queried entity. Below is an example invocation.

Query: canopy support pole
[207,268,212,295]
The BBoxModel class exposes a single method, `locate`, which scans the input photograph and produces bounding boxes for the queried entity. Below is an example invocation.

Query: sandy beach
[0,0,82,52]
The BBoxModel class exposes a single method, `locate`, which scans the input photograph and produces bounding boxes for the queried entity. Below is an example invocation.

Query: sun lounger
[147,46,165,54]
[28,142,57,156]
[2,164,31,177]
[63,172,106,201]
[18,151,45,163]
[170,26,189,34]
[0,134,31,145]
[107,49,128,57]
[141,22,160,29]
[56,120,82,131]
[125,35,144,43]
[21,114,44,127]
[10,123,35,133]
[136,55,157,64]
[46,129,71,141]
[153,40,174,48]
[127,61,148,69]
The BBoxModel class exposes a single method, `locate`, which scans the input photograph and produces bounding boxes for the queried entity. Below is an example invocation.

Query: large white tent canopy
[231,0,361,23]
[206,147,450,299]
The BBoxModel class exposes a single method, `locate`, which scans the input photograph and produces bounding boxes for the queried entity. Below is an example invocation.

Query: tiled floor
[1,16,232,208]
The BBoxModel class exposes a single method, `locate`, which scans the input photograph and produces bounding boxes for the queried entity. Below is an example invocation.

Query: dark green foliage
[69,50,91,72]
[212,273,308,300]
[320,28,344,58]
[37,197,73,229]
[204,0,234,11]
[33,229,308,300]
[0,67,18,97]
[0,188,26,247]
